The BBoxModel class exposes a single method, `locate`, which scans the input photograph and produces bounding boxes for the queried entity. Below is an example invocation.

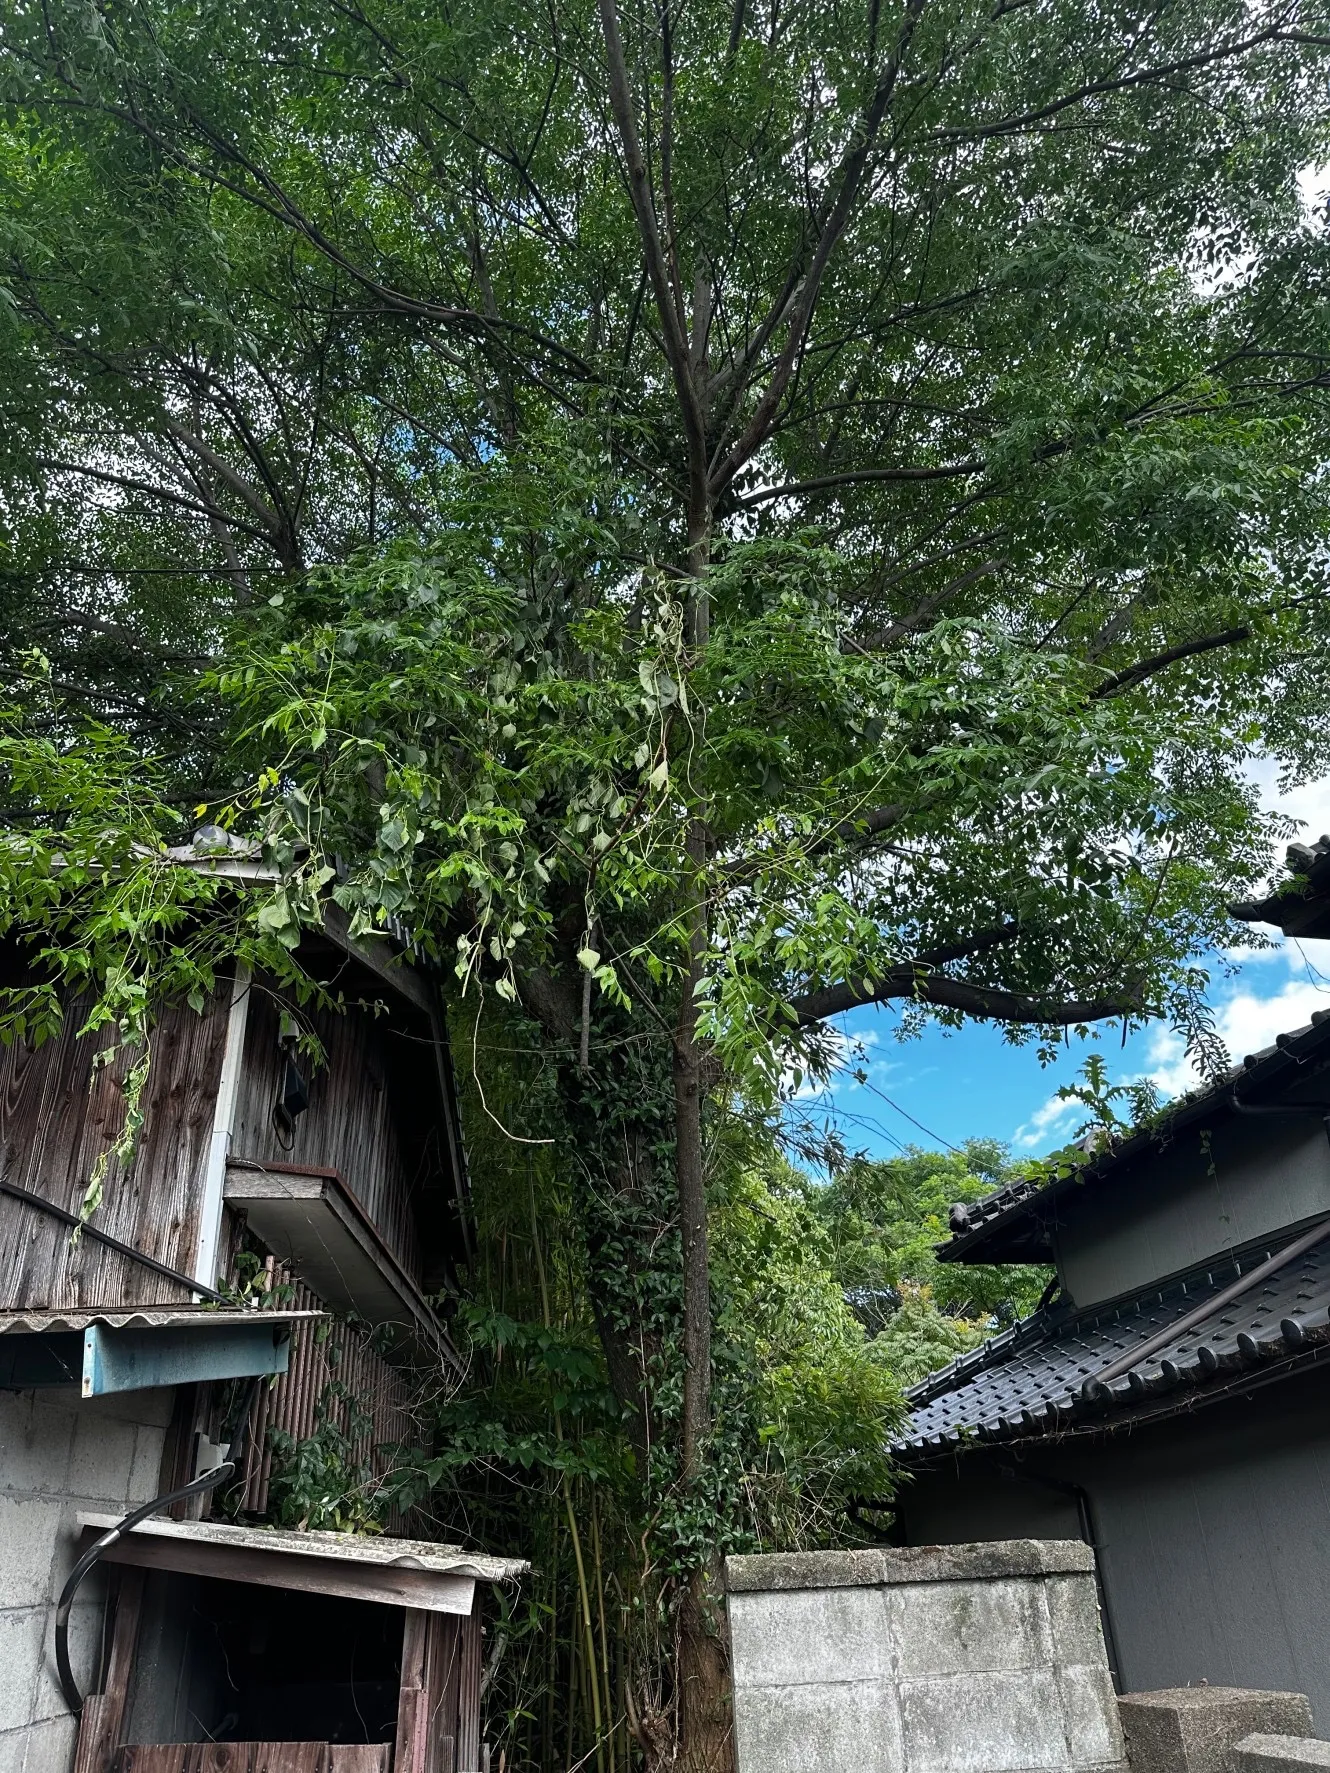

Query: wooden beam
[83,1528,476,1614]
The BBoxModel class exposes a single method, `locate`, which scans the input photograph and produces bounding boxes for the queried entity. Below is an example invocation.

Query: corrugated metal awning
[0,1308,322,1396]
[0,1307,320,1334]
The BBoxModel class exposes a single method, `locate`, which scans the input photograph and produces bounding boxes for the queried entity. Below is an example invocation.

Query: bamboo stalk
[564,1477,605,1773]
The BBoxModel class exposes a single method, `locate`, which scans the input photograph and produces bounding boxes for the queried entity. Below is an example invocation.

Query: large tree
[5,0,1330,1761]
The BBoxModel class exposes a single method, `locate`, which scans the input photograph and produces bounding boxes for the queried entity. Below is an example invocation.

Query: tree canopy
[5,0,1330,1759]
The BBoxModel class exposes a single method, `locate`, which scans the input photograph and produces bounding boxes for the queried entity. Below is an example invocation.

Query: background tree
[6,0,1330,1762]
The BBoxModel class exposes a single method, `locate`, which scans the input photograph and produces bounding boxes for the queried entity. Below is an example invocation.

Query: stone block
[734,1678,905,1773]
[891,1577,1054,1679]
[1046,1573,1111,1667]
[0,1499,63,1610]
[900,1667,1069,1773]
[0,1612,44,1734]
[729,1586,893,1687]
[16,1713,77,1773]
[0,1396,75,1503]
[0,1726,28,1773]
[1228,1736,1330,1773]
[68,1411,138,1506]
[1058,1665,1127,1766]
[1119,1689,1315,1773]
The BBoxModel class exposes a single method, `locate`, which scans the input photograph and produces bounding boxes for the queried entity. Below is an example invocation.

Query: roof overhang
[937,1011,1330,1267]
[76,1513,527,1614]
[0,1308,319,1396]
[223,1162,459,1371]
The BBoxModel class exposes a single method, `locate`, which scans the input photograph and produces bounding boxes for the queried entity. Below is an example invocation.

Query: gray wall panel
[898,1367,1330,1724]
[1053,1118,1330,1307]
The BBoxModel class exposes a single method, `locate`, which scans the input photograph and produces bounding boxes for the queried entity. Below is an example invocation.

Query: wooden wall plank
[456,1609,483,1773]
[0,983,231,1310]
[230,990,425,1282]
[325,1749,390,1773]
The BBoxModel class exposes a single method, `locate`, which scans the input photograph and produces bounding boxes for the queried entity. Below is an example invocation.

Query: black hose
[55,1377,263,1717]
[54,1460,235,1716]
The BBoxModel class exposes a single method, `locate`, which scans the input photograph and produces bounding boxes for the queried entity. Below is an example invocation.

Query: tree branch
[735,460,983,507]
[1090,625,1252,699]
[791,967,1139,1026]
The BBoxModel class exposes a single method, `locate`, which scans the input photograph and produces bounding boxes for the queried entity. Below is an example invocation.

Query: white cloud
[1146,977,1330,1098]
[1012,1092,1083,1151]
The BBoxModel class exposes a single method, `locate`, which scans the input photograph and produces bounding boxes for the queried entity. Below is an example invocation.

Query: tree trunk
[677,1557,733,1773]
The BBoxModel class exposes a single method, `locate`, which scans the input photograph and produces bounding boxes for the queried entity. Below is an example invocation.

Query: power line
[862,1080,963,1153]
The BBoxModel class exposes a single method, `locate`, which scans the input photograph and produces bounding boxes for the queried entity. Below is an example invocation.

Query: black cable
[0,1179,232,1307]
[55,1378,263,1716]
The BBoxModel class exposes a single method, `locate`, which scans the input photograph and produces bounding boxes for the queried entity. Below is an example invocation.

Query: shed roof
[899,1222,1330,1459]
[77,1512,528,1615]
[937,1010,1330,1266]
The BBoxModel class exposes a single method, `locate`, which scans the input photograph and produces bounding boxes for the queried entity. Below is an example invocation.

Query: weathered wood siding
[230,1271,418,1527]
[230,988,425,1282]
[0,986,232,1310]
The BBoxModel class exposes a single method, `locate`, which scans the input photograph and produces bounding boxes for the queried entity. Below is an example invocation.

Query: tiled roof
[939,1009,1330,1266]
[1232,836,1330,938]
[897,1224,1330,1456]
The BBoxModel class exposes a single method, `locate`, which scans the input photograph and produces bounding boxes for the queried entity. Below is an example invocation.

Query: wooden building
[892,840,1330,1718]
[0,846,524,1772]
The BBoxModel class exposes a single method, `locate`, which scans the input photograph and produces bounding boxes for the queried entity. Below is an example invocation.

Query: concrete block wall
[0,1386,174,1773]
[726,1540,1126,1773]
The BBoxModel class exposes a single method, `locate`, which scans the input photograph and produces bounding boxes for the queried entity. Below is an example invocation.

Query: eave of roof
[937,1009,1330,1266]
[897,1221,1330,1459]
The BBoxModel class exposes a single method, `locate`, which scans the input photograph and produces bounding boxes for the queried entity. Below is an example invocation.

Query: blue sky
[802,767,1330,1164]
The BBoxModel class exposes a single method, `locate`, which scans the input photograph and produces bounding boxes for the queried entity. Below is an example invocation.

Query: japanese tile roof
[1232,836,1330,939]
[938,1009,1330,1266]
[897,1223,1330,1458]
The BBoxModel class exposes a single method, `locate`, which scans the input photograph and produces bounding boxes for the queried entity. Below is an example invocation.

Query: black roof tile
[896,1224,1330,1457]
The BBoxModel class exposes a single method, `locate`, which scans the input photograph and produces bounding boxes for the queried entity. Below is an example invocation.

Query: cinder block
[0,1612,44,1734]
[1119,1689,1315,1773]
[67,1412,138,1506]
[17,1713,77,1773]
[1228,1735,1330,1773]
[1047,1573,1111,1668]
[28,1593,104,1726]
[127,1424,167,1504]
[900,1667,1068,1773]
[0,1725,28,1773]
[0,1499,63,1610]
[890,1577,1053,1679]
[0,1395,74,1501]
[729,1586,893,1686]
[1058,1664,1127,1767]
[734,1678,905,1773]
[730,1588,897,1680]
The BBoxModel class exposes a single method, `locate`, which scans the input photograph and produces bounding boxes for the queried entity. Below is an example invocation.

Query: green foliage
[810,1142,1051,1327]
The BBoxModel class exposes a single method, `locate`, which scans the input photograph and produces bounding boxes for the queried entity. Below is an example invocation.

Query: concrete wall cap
[1229,1736,1330,1772]
[1122,1692,1313,1712]
[724,1538,1094,1592]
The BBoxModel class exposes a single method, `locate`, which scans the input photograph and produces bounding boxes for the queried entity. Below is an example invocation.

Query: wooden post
[394,1610,431,1773]
[73,1568,145,1773]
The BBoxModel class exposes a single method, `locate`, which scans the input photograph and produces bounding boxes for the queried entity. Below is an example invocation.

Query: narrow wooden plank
[425,1614,461,1773]
[325,1749,390,1773]
[456,1608,482,1773]
[116,1748,192,1773]
[250,1744,326,1773]
[394,1608,431,1773]
[74,1696,115,1773]
[74,1568,147,1773]
[190,1745,255,1773]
